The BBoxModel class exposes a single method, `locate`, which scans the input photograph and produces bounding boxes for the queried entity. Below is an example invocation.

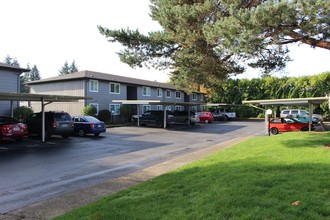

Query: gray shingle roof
[0,63,30,72]
[27,70,177,90]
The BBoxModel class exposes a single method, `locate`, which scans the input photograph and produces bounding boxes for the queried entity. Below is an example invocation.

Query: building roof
[0,92,91,102]
[242,97,328,106]
[0,63,30,73]
[26,70,180,90]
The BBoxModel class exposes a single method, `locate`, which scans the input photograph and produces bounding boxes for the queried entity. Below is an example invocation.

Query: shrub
[13,106,33,121]
[120,105,132,122]
[98,109,111,123]
[82,105,97,117]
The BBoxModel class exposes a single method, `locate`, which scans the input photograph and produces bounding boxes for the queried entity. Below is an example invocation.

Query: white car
[280,109,323,122]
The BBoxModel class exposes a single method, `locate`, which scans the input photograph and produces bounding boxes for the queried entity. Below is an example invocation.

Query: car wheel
[204,119,209,124]
[78,129,86,137]
[94,133,100,137]
[270,128,279,135]
[156,120,163,128]
[301,127,309,132]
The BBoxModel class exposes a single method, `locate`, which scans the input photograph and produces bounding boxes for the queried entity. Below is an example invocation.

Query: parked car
[72,116,106,137]
[0,116,28,141]
[269,118,313,135]
[26,111,73,138]
[196,112,214,123]
[285,114,319,124]
[132,110,175,128]
[280,109,323,122]
[173,110,199,125]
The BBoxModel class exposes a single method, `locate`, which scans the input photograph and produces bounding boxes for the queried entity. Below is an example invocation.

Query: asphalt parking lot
[0,120,265,217]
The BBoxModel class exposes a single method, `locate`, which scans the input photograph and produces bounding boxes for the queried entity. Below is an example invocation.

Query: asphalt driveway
[0,120,264,217]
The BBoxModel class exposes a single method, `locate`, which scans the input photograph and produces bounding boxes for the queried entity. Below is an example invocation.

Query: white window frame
[109,82,120,94]
[89,103,99,114]
[167,106,172,111]
[157,88,163,97]
[142,86,151,96]
[157,105,163,111]
[175,105,182,111]
[166,90,171,98]
[109,104,121,115]
[142,105,151,113]
[192,93,197,100]
[175,91,181,99]
[89,80,98,92]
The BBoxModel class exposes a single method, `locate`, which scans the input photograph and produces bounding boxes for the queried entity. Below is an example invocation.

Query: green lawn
[54,132,330,220]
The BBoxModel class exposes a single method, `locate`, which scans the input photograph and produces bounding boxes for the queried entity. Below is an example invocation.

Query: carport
[0,92,91,142]
[242,97,329,134]
[113,100,202,128]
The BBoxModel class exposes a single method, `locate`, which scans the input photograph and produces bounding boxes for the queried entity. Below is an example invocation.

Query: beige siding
[30,80,84,96]
[29,80,85,116]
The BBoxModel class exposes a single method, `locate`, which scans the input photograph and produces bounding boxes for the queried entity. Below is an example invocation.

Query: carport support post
[41,98,46,142]
[163,106,167,129]
[308,103,313,131]
[264,105,268,135]
[137,104,140,127]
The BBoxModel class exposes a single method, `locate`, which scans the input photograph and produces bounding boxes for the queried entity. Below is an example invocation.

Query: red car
[196,112,214,123]
[0,116,28,141]
[269,118,313,135]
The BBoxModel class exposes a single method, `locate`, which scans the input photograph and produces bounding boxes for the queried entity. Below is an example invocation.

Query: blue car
[72,116,106,137]
[286,114,319,124]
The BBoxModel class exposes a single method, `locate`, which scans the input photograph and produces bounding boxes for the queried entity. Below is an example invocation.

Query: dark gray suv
[26,111,73,138]
[132,110,174,128]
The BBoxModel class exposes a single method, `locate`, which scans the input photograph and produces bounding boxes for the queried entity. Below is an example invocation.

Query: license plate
[61,124,69,128]
[13,127,20,131]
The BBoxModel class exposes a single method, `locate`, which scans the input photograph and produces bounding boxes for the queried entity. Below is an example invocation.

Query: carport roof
[113,100,203,106]
[0,92,91,102]
[242,97,328,106]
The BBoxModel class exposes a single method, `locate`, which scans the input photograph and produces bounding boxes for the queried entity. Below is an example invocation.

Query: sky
[1,0,329,82]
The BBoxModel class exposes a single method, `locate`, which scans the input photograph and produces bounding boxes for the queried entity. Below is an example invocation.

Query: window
[157,105,163,110]
[142,105,151,113]
[109,104,121,115]
[109,82,120,94]
[175,91,181,99]
[199,94,203,101]
[89,80,98,92]
[191,106,197,111]
[89,103,99,114]
[192,93,197,100]
[167,106,172,111]
[157,88,163,97]
[166,90,171,98]
[142,86,151,96]
[175,106,182,111]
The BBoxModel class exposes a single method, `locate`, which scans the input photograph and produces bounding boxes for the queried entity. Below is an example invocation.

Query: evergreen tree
[59,60,78,75]
[29,65,41,81]
[98,0,330,90]
[69,60,78,73]
[59,61,71,75]
[3,55,20,67]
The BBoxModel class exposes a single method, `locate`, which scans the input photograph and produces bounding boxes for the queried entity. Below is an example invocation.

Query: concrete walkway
[1,136,250,220]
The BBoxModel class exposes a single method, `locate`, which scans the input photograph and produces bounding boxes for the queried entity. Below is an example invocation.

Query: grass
[54,132,330,220]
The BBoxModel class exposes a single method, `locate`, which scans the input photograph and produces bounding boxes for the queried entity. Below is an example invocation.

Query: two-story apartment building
[0,63,30,115]
[26,70,205,121]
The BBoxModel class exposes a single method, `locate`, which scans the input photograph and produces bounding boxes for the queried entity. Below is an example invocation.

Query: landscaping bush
[82,105,97,117]
[98,109,111,123]
[13,106,33,121]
